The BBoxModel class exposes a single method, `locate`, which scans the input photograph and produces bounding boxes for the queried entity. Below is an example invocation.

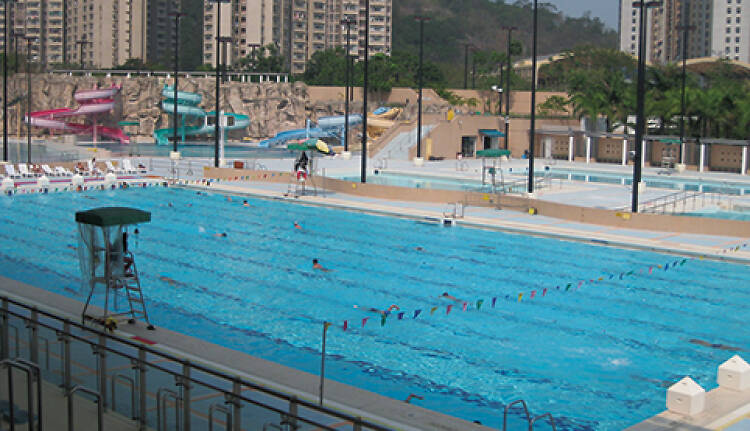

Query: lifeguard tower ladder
[75,207,154,330]
[478,149,511,193]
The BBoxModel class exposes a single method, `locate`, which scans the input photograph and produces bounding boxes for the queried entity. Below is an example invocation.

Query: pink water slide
[26,85,130,144]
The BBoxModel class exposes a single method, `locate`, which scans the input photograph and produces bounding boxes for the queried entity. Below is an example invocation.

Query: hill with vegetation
[393,0,618,87]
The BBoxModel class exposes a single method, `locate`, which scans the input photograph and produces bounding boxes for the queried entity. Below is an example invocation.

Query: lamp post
[361,0,369,183]
[502,26,517,150]
[341,17,355,152]
[76,37,91,70]
[491,85,503,116]
[12,31,18,73]
[677,19,695,166]
[463,43,471,89]
[3,0,10,161]
[631,0,662,212]
[528,0,538,194]
[415,16,430,160]
[169,12,185,155]
[208,0,230,168]
[22,36,34,164]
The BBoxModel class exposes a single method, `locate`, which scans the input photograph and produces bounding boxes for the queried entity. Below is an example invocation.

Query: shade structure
[479,129,506,137]
[476,149,511,158]
[75,207,151,227]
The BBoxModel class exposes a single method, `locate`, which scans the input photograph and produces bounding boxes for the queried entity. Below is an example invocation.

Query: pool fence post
[319,321,330,405]
[98,333,108,410]
[585,136,591,164]
[567,135,573,162]
[138,347,147,431]
[1,298,8,360]
[641,139,646,169]
[232,379,242,431]
[699,143,705,173]
[182,362,191,431]
[621,139,627,166]
[742,146,747,175]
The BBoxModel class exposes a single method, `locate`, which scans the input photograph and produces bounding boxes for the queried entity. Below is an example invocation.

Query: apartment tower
[0,0,65,65]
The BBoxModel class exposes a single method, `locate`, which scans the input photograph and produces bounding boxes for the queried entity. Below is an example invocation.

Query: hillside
[393,0,618,87]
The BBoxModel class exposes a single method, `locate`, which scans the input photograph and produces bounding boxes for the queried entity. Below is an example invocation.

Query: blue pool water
[356,169,750,196]
[1,187,749,430]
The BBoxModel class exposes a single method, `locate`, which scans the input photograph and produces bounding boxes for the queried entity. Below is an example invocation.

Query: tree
[234,44,287,74]
[301,48,347,85]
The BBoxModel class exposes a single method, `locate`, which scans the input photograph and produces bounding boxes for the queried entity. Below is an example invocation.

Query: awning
[476,149,511,158]
[479,129,506,137]
[75,207,151,227]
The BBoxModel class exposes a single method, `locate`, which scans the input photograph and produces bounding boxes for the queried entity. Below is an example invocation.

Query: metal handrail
[67,385,103,431]
[1,295,386,430]
[111,374,136,420]
[503,399,532,431]
[156,388,181,431]
[1,359,36,431]
[10,358,42,431]
[208,403,232,431]
[529,412,557,430]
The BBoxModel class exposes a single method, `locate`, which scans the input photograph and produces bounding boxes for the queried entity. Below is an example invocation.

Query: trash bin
[233,161,244,169]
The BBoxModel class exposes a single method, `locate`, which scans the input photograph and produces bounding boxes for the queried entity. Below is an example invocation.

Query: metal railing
[49,70,290,83]
[633,189,730,215]
[1,295,392,431]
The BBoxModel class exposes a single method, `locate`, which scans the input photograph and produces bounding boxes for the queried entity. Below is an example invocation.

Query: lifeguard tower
[285,138,332,197]
[477,148,511,193]
[75,207,154,329]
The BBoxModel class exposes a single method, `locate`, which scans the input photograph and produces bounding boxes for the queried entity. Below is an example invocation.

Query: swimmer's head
[313,258,319,264]
[221,233,227,237]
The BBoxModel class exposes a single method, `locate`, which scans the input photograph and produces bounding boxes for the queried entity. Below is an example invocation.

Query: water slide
[26,85,130,144]
[154,86,250,146]
[259,114,363,147]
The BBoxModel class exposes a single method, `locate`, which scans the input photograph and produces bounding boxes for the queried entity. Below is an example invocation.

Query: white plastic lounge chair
[105,160,124,174]
[4,164,20,178]
[121,159,139,174]
[17,163,37,177]
[54,166,73,176]
[41,164,58,176]
[87,160,103,176]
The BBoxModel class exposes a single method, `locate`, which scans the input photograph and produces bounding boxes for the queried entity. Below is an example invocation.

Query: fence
[49,70,290,84]
[0,295,391,431]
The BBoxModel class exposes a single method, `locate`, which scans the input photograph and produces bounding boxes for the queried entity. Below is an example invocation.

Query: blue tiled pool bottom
[0,187,749,430]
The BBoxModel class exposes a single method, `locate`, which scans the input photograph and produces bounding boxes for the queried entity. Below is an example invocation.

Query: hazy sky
[544,0,620,30]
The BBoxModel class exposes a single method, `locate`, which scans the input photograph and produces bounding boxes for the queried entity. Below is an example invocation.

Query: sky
[544,0,620,30]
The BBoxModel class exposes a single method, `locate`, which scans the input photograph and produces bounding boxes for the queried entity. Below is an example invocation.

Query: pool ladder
[503,399,557,431]
[118,252,154,329]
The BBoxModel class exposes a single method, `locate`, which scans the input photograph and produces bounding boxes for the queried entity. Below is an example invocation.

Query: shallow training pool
[0,187,748,430]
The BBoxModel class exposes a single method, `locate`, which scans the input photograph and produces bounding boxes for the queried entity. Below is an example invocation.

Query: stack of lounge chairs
[0,159,145,181]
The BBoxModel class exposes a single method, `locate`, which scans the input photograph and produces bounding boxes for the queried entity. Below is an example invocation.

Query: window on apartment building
[728,17,732,23]
[632,35,636,40]
[726,46,731,53]
[737,7,742,13]
[737,37,741,42]
[737,46,741,52]
[737,26,742,32]
[738,17,742,23]
[727,36,731,42]
[728,7,732,13]
[727,27,732,33]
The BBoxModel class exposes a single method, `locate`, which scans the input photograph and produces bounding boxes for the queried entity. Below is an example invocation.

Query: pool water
[356,170,750,196]
[1,187,749,430]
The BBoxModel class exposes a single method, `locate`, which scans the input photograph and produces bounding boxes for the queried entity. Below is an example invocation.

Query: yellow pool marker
[482,194,489,201]
[615,212,631,220]
[517,293,523,302]
[352,184,357,189]
[528,207,538,215]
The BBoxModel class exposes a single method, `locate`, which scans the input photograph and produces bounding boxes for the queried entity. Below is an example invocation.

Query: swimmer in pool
[439,292,462,302]
[689,338,747,351]
[312,259,331,272]
[294,222,302,230]
[243,200,251,207]
[356,304,399,316]
[415,246,424,251]
[404,394,424,403]
[213,232,228,238]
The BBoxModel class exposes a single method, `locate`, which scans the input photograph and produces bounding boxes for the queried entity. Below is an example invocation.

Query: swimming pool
[0,187,748,430]
[353,169,750,196]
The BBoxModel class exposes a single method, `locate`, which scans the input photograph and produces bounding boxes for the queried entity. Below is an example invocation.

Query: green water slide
[154,86,250,146]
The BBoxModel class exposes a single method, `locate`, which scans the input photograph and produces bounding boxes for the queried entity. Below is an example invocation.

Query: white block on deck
[667,377,705,416]
[718,355,750,391]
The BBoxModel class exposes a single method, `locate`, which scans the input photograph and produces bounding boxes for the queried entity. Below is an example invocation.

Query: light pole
[502,26,517,150]
[361,0,369,183]
[677,18,695,165]
[528,0,538,194]
[491,85,503,116]
[22,36,34,164]
[169,12,185,154]
[12,31,18,73]
[3,0,9,162]
[631,1,662,212]
[463,43,471,89]
[341,17,355,152]
[415,16,430,160]
[208,0,230,167]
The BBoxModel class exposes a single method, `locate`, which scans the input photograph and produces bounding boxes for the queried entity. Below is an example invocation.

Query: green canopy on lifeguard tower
[476,149,511,158]
[75,207,151,227]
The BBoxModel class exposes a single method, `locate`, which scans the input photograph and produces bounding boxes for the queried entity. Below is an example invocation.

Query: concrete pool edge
[0,276,492,431]
[188,182,750,265]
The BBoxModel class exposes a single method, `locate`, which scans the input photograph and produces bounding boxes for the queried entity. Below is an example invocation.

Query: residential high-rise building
[206,0,391,73]
[0,0,65,65]
[620,0,750,64]
[712,0,750,62]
